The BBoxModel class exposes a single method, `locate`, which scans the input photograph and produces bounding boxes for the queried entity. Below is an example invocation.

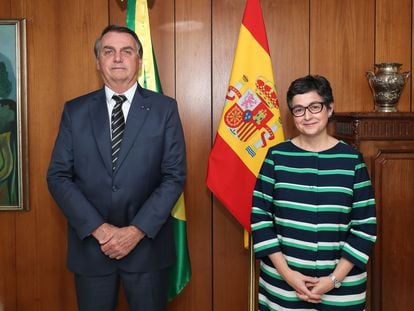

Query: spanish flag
[207,0,284,231]
[127,0,191,301]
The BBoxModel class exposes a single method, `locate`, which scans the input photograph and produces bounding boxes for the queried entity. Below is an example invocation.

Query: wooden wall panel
[149,0,175,98]
[212,0,250,310]
[376,0,412,112]
[1,0,107,309]
[173,0,212,310]
[0,212,16,310]
[372,150,414,311]
[0,1,10,16]
[27,0,105,306]
[311,0,375,112]
[1,0,414,310]
[264,0,309,138]
[109,0,127,25]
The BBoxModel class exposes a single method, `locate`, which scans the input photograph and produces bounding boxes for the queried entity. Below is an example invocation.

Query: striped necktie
[111,94,127,171]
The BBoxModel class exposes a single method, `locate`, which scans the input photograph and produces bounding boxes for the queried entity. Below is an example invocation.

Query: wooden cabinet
[333,112,414,311]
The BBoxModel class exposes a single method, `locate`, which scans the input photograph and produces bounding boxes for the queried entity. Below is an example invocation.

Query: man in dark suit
[47,25,186,311]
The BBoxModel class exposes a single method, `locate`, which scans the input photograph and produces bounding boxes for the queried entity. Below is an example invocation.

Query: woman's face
[291,91,333,138]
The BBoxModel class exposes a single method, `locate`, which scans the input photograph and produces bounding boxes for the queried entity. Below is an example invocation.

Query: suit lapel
[89,89,113,175]
[115,86,152,172]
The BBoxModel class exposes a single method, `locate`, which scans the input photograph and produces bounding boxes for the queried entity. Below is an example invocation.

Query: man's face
[96,31,142,91]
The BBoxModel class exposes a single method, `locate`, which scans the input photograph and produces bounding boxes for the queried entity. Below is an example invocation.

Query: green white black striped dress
[251,140,377,311]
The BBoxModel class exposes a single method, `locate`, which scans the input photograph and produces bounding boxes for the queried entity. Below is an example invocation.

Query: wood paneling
[376,0,412,112]
[149,0,175,98]
[212,0,249,310]
[26,1,106,307]
[0,0,107,310]
[173,0,212,310]
[0,1,10,17]
[109,0,127,25]
[311,0,375,112]
[372,150,414,310]
[333,112,414,311]
[1,0,414,310]
[0,212,16,310]
[264,0,309,138]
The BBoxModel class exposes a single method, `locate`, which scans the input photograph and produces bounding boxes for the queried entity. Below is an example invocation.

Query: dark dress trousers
[47,84,186,277]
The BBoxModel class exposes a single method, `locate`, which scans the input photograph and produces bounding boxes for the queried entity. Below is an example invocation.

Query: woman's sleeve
[251,149,280,258]
[341,153,377,269]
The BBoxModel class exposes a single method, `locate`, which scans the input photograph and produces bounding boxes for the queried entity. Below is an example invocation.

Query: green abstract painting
[0,19,27,210]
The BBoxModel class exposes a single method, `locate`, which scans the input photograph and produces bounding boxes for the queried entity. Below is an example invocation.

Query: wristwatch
[329,273,342,288]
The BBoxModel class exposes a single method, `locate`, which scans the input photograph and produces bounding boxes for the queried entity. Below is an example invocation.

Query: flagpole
[207,0,283,307]
[248,234,256,311]
[244,231,256,310]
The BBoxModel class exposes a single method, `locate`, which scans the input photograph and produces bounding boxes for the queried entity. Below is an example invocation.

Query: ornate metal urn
[366,63,410,112]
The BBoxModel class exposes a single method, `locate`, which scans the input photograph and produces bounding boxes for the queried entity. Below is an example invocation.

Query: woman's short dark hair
[286,75,334,108]
[94,25,143,58]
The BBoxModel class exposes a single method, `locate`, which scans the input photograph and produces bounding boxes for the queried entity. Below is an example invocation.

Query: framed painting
[0,19,28,211]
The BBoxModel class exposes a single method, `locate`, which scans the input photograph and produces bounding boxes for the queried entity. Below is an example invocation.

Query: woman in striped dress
[251,75,377,310]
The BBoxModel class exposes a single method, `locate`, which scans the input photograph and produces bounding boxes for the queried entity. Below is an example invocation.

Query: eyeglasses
[290,101,325,117]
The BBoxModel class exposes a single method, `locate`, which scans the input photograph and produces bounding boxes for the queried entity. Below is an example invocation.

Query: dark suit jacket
[47,85,186,276]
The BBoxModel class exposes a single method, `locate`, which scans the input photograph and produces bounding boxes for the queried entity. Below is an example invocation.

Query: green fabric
[167,217,191,301]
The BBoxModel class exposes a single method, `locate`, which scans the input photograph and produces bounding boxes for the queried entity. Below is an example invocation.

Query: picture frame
[0,19,28,211]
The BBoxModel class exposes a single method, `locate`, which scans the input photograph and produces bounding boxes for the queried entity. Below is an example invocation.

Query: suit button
[112,186,118,192]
